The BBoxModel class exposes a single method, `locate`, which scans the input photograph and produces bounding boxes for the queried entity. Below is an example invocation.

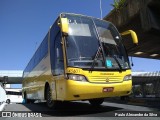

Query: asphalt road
[1,101,160,120]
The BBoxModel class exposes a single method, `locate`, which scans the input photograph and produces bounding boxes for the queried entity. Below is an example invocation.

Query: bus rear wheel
[46,86,58,109]
[89,98,104,106]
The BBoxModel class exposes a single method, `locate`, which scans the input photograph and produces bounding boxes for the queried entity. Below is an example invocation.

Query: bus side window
[54,32,64,75]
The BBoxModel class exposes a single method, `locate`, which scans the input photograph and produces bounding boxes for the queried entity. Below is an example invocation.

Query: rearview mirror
[58,18,69,35]
[121,30,138,45]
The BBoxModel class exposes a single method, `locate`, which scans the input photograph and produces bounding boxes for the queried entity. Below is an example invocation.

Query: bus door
[52,32,65,100]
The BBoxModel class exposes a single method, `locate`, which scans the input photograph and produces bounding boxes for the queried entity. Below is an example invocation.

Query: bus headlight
[123,74,132,81]
[68,74,88,82]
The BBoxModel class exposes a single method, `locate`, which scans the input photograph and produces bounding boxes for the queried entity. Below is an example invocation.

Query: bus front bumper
[64,80,132,101]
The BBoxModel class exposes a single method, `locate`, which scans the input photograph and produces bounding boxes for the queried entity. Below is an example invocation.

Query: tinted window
[52,32,64,75]
[50,21,62,75]
[23,33,48,77]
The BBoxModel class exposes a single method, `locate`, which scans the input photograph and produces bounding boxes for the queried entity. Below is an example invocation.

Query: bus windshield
[62,13,130,70]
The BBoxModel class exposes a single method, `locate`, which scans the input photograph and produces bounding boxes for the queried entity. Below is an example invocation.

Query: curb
[105,97,160,107]
[0,103,7,111]
[129,99,146,104]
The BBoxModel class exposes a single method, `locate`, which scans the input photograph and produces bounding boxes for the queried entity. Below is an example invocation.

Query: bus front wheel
[46,86,58,109]
[89,98,104,106]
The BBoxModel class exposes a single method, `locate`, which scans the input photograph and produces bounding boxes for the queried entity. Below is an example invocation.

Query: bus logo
[106,78,110,82]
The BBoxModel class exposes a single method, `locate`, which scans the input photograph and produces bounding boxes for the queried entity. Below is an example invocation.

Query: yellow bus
[22,13,138,108]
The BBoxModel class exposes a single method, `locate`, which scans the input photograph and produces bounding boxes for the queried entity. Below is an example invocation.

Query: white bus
[0,82,7,104]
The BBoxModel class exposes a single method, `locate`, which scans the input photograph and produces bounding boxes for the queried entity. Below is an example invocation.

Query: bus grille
[87,76,123,83]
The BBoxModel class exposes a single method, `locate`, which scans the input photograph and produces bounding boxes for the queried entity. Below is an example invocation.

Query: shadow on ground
[21,101,122,116]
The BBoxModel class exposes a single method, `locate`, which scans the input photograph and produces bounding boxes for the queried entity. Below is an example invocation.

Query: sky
[0,0,160,74]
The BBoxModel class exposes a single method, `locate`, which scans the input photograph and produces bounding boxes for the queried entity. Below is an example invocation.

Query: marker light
[123,74,132,81]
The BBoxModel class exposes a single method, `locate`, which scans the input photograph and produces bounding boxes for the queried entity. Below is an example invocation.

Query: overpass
[104,0,160,59]
[132,71,160,84]
[0,70,23,84]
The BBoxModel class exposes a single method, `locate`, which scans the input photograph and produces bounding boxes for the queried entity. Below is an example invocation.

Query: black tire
[6,99,10,104]
[46,86,58,109]
[89,98,104,106]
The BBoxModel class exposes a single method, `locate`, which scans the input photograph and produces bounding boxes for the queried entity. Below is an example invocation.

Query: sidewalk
[105,97,160,107]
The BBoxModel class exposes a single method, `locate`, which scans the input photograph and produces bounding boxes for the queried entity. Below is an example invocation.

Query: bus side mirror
[121,30,138,46]
[58,18,69,35]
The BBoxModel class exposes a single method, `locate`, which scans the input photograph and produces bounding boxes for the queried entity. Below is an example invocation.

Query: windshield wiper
[112,55,122,72]
[89,46,103,72]
[104,44,122,72]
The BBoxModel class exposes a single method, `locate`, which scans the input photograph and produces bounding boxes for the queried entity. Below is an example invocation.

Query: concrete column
[141,84,146,98]
[132,85,136,97]
[153,80,160,97]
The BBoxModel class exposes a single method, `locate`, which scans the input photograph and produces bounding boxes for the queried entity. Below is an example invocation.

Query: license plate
[103,87,114,92]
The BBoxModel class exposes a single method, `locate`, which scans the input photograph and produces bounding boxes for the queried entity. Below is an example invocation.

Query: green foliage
[111,0,126,11]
